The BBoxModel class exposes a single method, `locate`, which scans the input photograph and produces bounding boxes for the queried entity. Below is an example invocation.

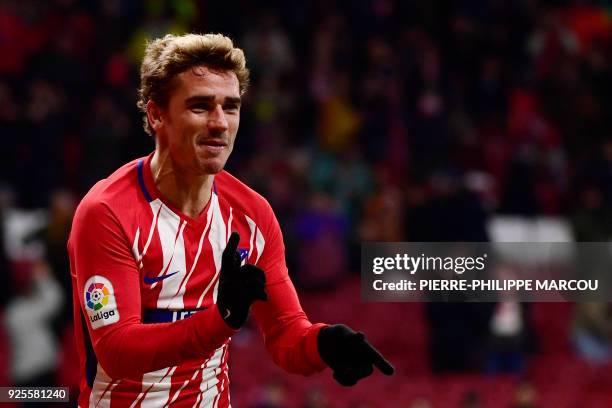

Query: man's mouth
[196,139,228,153]
[197,139,227,147]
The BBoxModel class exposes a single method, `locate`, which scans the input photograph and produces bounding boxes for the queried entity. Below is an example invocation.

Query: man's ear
[146,100,164,132]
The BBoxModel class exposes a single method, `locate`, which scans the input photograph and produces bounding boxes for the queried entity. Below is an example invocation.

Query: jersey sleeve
[251,203,328,375]
[68,199,236,379]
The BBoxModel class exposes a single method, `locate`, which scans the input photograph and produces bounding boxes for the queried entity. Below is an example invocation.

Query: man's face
[155,65,241,175]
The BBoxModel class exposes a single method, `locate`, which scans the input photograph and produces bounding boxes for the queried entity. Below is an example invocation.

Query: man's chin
[197,160,227,175]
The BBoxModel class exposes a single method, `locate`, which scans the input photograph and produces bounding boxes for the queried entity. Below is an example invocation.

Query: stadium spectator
[5,260,63,387]
[572,302,612,364]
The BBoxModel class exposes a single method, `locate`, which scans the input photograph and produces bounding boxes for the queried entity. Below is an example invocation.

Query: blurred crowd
[1,0,611,406]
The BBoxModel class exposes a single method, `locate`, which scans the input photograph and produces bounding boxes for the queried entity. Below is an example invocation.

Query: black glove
[318,324,394,386]
[217,232,268,329]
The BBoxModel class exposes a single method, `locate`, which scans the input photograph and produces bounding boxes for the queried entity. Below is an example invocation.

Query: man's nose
[208,105,229,132]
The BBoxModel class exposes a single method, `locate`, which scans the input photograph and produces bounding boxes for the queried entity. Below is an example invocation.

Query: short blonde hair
[137,33,250,136]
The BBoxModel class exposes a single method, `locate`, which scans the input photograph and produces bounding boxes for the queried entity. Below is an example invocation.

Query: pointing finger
[227,232,240,252]
[360,337,395,375]
[223,232,240,260]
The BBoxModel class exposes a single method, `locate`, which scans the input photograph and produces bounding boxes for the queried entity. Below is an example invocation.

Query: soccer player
[68,33,393,407]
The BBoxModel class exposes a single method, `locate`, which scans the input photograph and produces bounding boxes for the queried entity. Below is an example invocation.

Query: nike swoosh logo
[144,271,179,285]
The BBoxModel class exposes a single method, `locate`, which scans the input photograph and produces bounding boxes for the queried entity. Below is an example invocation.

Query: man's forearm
[92,307,235,378]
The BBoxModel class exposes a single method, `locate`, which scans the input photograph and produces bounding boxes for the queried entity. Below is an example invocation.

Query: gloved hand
[217,232,267,329]
[318,324,394,386]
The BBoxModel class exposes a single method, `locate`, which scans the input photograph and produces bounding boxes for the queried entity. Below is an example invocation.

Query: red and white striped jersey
[68,153,326,408]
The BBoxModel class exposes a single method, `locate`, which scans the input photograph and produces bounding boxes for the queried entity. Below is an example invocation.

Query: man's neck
[150,150,214,218]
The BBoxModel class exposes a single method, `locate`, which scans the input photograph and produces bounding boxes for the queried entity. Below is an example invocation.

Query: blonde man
[69,33,392,407]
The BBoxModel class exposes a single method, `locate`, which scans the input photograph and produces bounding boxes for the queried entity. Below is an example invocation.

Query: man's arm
[251,277,327,375]
[250,203,394,382]
[248,207,327,375]
[69,200,235,379]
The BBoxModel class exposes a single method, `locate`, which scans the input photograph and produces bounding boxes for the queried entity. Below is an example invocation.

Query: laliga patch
[83,275,119,329]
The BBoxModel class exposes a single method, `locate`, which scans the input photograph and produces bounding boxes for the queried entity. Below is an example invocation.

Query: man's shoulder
[215,170,273,219]
[75,157,146,222]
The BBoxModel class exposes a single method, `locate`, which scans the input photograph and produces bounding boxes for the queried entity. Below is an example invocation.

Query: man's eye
[190,104,211,112]
[224,105,239,112]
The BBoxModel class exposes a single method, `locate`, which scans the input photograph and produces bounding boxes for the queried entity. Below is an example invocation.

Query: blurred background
[1,0,611,406]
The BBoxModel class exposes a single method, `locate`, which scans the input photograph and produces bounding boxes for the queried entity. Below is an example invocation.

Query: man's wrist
[307,323,329,371]
[192,305,239,348]
[216,302,243,329]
